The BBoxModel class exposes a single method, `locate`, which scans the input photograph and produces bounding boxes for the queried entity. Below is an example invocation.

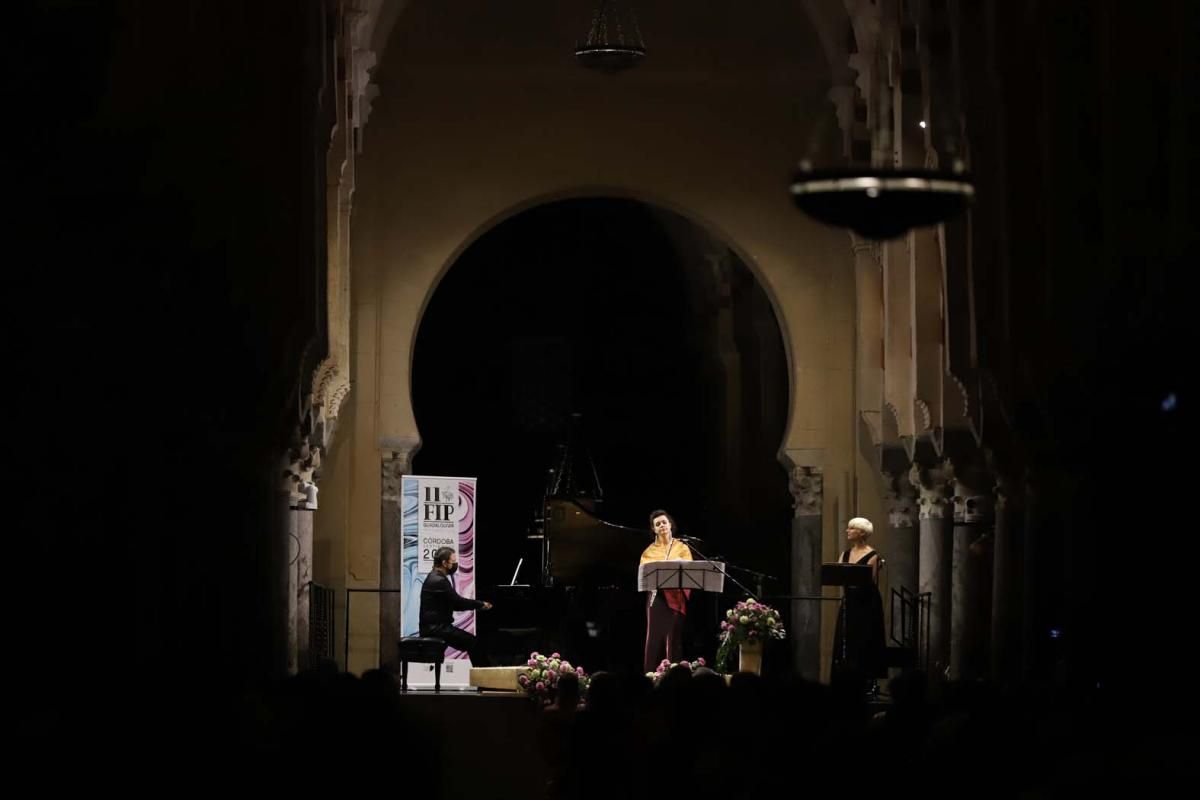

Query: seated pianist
[420,546,493,665]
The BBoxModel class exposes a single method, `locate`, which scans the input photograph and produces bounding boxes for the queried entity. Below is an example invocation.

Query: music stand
[638,560,726,593]
[821,563,873,668]
[821,563,873,589]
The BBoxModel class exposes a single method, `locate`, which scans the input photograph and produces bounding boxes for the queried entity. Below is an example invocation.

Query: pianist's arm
[438,575,487,612]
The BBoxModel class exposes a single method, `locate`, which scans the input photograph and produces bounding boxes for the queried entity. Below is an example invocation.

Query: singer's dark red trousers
[644,592,685,672]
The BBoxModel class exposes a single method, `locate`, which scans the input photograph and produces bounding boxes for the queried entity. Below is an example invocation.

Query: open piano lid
[543,499,646,587]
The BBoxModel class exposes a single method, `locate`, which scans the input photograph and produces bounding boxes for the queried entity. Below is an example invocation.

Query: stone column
[380,438,420,673]
[853,237,884,446]
[884,469,918,592]
[950,473,992,680]
[884,469,918,644]
[1020,471,1038,683]
[789,465,823,681]
[912,460,952,675]
[283,441,318,676]
[989,475,1016,683]
[286,504,300,675]
[295,510,314,671]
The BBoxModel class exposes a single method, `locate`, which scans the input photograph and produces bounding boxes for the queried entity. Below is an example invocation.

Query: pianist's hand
[482,601,494,610]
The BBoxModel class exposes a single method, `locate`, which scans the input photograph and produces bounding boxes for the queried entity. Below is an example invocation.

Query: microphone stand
[722,563,781,602]
[676,537,784,671]
[674,537,762,602]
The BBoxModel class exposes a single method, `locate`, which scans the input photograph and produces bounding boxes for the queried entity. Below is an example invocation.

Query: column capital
[281,426,323,509]
[981,448,1025,515]
[993,474,1011,516]
[883,469,917,528]
[280,452,301,502]
[380,437,421,501]
[949,472,993,525]
[909,459,953,519]
[945,450,995,524]
[789,466,824,517]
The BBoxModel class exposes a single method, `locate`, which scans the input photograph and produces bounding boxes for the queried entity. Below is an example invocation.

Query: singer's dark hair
[433,546,456,567]
[648,509,679,535]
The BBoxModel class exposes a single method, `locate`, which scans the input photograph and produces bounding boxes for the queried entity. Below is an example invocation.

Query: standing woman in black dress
[832,517,887,696]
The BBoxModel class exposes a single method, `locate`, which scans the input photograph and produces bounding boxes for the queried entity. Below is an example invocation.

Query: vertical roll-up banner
[401,475,478,689]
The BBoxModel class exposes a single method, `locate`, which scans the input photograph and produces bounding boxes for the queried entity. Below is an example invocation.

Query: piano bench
[398,636,446,692]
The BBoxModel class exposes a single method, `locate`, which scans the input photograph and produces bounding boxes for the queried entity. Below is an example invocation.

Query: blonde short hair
[847,517,874,537]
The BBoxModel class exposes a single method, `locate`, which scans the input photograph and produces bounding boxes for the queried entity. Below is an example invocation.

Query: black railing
[917,591,931,672]
[890,586,932,672]
[891,586,917,648]
[308,581,335,668]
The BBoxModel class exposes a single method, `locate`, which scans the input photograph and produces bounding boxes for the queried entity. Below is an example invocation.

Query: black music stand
[821,563,873,667]
[638,560,726,594]
[638,561,725,668]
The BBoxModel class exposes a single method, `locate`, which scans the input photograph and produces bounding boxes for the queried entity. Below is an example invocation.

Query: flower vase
[738,640,763,674]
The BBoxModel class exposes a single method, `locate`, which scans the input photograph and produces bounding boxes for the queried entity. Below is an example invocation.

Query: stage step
[469,666,525,692]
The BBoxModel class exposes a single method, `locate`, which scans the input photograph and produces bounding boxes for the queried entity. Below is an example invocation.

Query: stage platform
[469,665,525,692]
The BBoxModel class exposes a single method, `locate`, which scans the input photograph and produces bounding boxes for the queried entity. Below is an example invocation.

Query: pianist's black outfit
[420,571,490,665]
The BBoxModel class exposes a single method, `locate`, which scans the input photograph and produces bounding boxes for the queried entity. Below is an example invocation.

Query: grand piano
[540,497,647,587]
[486,425,652,671]
[488,497,650,672]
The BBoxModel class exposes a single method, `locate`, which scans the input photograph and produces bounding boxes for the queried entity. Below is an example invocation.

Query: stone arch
[406,186,797,460]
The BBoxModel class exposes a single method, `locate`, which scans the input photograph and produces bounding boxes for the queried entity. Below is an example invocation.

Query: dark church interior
[9,0,1195,792]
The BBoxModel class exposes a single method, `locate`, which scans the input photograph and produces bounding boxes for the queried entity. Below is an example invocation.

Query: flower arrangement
[517,651,590,705]
[715,599,786,672]
[645,657,707,683]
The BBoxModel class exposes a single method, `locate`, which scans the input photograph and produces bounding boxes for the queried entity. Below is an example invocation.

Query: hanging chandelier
[575,0,645,72]
[787,0,979,239]
[790,162,974,240]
